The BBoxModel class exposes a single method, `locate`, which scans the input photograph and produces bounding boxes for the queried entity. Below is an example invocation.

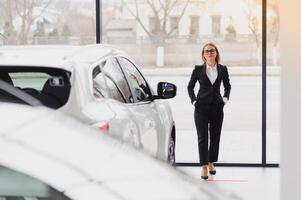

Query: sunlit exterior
[0,0,280,165]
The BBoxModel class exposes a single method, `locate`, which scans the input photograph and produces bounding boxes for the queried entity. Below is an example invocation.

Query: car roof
[0,45,125,71]
[0,104,238,200]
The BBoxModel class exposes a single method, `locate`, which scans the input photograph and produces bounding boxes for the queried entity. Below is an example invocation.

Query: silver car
[0,45,176,164]
[0,103,239,200]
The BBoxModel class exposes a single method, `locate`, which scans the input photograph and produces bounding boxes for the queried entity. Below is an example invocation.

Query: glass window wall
[102,0,269,163]
[0,0,96,45]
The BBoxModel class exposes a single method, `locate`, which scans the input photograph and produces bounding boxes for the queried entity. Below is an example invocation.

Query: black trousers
[194,104,224,166]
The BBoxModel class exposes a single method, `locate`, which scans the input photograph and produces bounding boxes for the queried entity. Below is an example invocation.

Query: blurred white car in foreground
[0,45,176,164]
[0,104,240,200]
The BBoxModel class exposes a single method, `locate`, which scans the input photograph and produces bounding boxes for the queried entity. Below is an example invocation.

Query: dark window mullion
[262,0,267,166]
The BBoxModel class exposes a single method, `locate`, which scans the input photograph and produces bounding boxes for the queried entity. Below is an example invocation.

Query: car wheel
[167,135,176,166]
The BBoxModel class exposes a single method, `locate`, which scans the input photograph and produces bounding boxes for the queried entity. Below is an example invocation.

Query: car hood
[0,104,239,200]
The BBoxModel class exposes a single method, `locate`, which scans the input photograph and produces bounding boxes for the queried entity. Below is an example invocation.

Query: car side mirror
[156,82,177,99]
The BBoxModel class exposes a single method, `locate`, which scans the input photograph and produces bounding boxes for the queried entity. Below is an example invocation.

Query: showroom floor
[145,69,280,200]
[178,166,280,200]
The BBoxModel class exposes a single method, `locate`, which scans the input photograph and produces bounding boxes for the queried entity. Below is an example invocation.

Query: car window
[93,65,125,103]
[0,80,42,106]
[117,57,151,102]
[0,165,71,200]
[101,58,133,103]
[9,72,50,91]
[0,68,71,109]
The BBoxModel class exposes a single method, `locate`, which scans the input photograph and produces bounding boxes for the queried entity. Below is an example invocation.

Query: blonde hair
[201,42,220,64]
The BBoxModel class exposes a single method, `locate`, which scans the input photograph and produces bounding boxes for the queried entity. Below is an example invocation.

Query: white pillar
[280,0,301,199]
[156,46,165,67]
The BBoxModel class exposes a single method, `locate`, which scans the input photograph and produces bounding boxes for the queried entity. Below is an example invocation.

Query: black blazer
[187,64,231,106]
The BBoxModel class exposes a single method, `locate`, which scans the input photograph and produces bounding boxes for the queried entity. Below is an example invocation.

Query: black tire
[167,131,176,166]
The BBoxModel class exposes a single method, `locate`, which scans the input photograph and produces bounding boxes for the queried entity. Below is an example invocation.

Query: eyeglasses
[204,49,216,54]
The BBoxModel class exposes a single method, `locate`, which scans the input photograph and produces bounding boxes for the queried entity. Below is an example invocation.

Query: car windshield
[0,67,71,109]
[0,165,71,200]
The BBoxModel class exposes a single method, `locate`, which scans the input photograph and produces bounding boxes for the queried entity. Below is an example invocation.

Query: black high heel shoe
[201,175,209,180]
[208,163,216,175]
[209,170,216,175]
[201,166,209,180]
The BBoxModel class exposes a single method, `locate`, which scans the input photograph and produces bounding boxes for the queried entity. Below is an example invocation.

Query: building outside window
[190,15,200,41]
[211,15,221,37]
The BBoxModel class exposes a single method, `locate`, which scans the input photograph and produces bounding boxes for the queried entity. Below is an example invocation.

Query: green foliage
[62,24,71,37]
[226,24,236,34]
[1,22,17,44]
[225,24,237,41]
[34,21,46,37]
[3,21,16,38]
[48,28,59,37]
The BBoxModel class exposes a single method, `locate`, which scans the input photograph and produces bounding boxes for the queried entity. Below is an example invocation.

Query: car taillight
[91,122,109,132]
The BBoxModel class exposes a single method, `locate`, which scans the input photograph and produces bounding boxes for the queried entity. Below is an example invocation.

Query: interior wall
[280,0,301,199]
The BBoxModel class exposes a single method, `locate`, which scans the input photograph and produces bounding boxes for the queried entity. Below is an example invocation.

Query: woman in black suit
[187,43,231,180]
